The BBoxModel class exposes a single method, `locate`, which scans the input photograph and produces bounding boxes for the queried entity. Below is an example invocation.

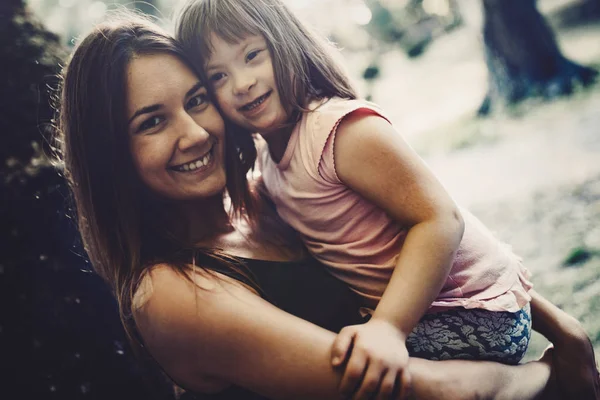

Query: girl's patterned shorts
[406,303,532,365]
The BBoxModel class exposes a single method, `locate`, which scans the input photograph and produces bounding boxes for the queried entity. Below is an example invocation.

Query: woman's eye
[187,93,209,110]
[246,49,262,62]
[138,116,163,133]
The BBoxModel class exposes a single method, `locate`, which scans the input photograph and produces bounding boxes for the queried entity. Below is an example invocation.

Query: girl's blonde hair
[174,0,358,119]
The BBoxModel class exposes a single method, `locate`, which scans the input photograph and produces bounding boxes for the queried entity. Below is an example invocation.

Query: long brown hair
[54,11,257,347]
[174,0,359,120]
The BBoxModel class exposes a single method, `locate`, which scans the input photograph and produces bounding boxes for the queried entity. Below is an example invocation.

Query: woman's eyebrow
[128,82,204,125]
[186,81,204,98]
[128,104,161,125]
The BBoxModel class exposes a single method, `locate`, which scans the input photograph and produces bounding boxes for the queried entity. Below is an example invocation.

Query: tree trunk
[478,0,598,115]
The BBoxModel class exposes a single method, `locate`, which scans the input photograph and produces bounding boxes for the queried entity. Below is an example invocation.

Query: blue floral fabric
[406,303,531,365]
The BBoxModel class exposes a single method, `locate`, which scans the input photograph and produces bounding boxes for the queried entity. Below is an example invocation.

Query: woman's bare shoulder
[130,263,342,399]
[132,264,255,390]
[133,263,255,331]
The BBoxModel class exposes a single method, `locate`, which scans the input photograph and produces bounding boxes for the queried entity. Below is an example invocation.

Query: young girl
[175,0,599,398]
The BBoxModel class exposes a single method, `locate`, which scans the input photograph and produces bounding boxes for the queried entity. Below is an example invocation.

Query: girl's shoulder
[309,97,385,116]
[299,97,390,159]
[306,97,389,132]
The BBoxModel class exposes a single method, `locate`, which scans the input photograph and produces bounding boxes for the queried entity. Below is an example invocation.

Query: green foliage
[0,5,67,185]
[362,65,380,81]
[562,246,593,267]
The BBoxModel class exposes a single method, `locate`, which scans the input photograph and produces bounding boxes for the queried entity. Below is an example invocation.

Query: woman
[55,12,598,400]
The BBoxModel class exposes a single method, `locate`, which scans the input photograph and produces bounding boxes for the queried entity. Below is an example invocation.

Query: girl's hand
[331,319,412,400]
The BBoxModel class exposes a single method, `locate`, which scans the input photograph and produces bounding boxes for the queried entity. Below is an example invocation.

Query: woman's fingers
[332,326,356,367]
[339,348,368,397]
[397,367,413,400]
[376,369,398,400]
[352,363,385,400]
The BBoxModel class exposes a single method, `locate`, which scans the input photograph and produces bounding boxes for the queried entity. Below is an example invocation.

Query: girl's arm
[134,265,347,399]
[331,112,465,396]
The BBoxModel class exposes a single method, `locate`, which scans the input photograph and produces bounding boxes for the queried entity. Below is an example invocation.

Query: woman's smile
[170,143,215,173]
[127,53,227,201]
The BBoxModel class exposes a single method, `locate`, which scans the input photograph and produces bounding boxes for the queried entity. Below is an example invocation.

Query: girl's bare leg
[404,290,599,400]
[529,290,600,400]
[408,346,556,400]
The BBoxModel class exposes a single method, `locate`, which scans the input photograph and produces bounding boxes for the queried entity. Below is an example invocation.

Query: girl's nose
[177,115,210,152]
[232,72,256,95]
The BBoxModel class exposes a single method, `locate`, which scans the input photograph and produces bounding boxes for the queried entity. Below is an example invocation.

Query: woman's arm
[134,265,345,399]
[133,265,558,400]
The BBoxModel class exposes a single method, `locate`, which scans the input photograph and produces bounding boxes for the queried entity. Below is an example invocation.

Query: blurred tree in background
[134,0,159,17]
[478,0,598,115]
[1,1,173,398]
[360,0,598,115]
[363,0,462,58]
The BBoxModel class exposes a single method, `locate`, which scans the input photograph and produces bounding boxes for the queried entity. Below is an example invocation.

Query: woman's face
[127,53,227,202]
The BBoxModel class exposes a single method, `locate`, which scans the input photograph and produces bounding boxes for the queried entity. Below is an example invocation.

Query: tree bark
[478,0,598,115]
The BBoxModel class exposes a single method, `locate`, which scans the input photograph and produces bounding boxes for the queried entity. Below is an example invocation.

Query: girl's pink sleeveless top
[258,97,533,313]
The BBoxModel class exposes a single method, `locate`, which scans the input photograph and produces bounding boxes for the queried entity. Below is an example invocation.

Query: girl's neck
[263,122,295,163]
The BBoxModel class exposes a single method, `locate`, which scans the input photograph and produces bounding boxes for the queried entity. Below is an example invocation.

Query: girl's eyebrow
[206,38,260,70]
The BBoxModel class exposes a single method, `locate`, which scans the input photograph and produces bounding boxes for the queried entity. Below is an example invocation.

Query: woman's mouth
[170,146,214,173]
[239,91,272,112]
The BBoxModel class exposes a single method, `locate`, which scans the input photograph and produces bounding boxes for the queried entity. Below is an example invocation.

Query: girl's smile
[237,90,273,116]
[206,34,289,138]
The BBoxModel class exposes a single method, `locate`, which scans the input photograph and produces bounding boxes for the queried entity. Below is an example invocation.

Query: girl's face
[205,33,288,138]
[127,53,227,202]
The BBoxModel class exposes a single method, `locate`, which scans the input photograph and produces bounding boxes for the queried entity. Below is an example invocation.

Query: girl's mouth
[170,145,214,173]
[239,90,272,112]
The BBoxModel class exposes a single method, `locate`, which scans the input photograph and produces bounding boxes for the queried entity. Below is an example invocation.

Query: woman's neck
[164,195,233,244]
[161,193,306,262]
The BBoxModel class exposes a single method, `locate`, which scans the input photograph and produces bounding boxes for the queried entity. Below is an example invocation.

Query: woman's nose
[177,115,210,151]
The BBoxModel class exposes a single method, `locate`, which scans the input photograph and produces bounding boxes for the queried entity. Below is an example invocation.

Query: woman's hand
[331,319,412,400]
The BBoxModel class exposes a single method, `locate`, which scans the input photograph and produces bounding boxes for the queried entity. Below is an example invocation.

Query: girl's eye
[137,116,163,133]
[246,49,262,62]
[186,93,209,110]
[209,72,225,83]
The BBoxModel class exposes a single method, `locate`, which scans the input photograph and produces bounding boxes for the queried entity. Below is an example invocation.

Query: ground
[342,10,600,360]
